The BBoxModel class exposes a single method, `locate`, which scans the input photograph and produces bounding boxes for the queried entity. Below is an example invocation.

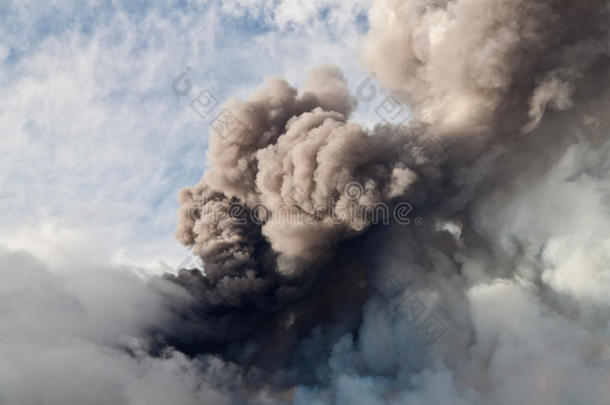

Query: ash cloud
[165,0,610,403]
[175,65,443,281]
[362,0,610,136]
[169,64,448,352]
[6,0,610,404]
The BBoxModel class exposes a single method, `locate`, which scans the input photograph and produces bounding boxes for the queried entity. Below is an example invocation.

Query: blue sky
[0,0,376,273]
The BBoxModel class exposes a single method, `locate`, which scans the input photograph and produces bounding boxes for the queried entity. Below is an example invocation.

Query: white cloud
[0,243,230,405]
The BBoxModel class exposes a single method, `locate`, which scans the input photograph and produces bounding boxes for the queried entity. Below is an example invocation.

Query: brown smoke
[6,1,610,404]
[173,65,446,312]
[168,0,610,390]
[363,0,610,136]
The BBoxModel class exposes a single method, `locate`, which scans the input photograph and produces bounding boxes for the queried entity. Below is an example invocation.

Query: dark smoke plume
[162,0,610,402]
[168,65,448,351]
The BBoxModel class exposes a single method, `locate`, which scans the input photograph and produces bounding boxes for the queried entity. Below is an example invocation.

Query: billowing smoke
[162,0,610,402]
[175,65,442,280]
[5,0,610,404]
[168,64,450,353]
[170,0,610,352]
[362,0,609,136]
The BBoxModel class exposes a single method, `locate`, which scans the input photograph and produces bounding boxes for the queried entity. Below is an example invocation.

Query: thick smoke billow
[6,0,610,404]
[164,0,610,403]
[169,64,448,351]
[175,65,442,280]
[362,0,610,136]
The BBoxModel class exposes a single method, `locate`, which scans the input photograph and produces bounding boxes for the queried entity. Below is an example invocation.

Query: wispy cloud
[0,0,368,269]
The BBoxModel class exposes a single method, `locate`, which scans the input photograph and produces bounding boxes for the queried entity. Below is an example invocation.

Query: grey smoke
[4,0,610,404]
[0,246,233,405]
[167,0,610,403]
[362,0,609,135]
[175,64,443,280]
